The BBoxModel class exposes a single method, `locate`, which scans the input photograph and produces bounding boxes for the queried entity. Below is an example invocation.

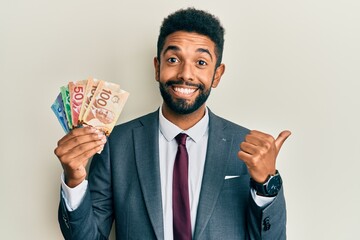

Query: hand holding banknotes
[52,77,129,187]
[54,127,107,187]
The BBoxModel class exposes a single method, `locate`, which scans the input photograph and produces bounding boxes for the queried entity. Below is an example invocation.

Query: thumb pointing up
[275,130,292,152]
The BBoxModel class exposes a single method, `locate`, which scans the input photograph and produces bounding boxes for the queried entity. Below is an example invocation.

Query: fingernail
[101,137,107,143]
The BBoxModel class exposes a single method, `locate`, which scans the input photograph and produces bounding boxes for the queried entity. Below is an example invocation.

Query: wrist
[63,166,87,188]
[250,170,282,197]
[64,173,86,188]
[251,169,277,184]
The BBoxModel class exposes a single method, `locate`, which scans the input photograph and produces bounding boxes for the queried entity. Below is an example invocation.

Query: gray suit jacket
[59,109,286,239]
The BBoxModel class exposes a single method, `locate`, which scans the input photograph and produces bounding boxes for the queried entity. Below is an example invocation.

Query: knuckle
[73,137,79,144]
[54,147,65,159]
[252,156,259,164]
[252,155,261,165]
[266,135,275,143]
[247,160,256,168]
[84,151,93,159]
[77,145,84,152]
[58,154,69,164]
[54,147,60,156]
[67,161,79,171]
[263,141,271,150]
[93,133,101,140]
[253,147,260,154]
[237,151,244,158]
[258,149,267,158]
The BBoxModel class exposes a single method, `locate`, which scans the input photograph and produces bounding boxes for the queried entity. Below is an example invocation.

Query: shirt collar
[159,107,209,143]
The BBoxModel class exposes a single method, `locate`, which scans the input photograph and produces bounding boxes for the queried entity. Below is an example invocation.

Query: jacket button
[263,217,271,231]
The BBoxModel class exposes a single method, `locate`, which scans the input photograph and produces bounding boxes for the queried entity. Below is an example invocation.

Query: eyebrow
[162,45,213,61]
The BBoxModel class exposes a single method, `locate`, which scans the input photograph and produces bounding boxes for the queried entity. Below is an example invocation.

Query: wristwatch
[250,170,282,197]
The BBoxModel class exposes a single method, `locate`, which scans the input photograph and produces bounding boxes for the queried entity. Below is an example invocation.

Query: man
[55,8,291,239]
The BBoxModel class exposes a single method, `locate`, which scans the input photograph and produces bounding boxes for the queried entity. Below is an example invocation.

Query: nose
[177,62,194,81]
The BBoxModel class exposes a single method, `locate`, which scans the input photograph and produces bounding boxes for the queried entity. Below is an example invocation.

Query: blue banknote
[51,93,70,133]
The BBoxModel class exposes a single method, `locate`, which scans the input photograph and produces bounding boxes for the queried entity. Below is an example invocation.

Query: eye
[197,60,207,66]
[167,57,179,63]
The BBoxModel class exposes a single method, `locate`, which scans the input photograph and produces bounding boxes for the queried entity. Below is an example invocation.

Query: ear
[153,57,160,82]
[212,63,225,88]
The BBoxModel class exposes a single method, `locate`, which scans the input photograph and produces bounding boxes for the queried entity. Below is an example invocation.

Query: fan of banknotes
[51,77,129,136]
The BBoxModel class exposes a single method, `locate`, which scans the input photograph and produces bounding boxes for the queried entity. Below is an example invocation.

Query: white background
[1,0,359,239]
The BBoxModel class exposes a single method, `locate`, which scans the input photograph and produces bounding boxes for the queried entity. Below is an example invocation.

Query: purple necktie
[173,133,192,240]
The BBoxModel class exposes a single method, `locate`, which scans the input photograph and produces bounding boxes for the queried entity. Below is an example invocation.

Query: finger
[58,126,97,146]
[248,130,274,142]
[61,137,106,162]
[244,134,261,146]
[61,142,104,182]
[64,132,105,154]
[237,150,252,164]
[238,150,263,170]
[66,144,104,170]
[240,141,257,155]
[275,130,292,150]
[55,131,106,158]
[60,142,105,175]
[82,144,104,161]
[245,133,272,148]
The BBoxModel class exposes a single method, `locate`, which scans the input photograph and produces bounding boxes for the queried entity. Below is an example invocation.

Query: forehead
[161,31,216,55]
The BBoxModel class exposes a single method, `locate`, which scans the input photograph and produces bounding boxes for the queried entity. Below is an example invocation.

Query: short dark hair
[157,8,225,67]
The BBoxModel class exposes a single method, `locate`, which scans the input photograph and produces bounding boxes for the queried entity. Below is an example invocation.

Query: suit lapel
[193,111,233,239]
[133,111,164,240]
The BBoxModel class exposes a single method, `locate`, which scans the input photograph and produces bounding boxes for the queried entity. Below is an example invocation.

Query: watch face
[267,176,282,195]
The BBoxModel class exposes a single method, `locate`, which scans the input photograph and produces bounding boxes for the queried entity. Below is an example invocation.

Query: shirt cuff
[60,173,88,212]
[250,188,275,208]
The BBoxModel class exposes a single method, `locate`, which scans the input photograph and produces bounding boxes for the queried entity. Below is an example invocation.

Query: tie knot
[175,133,187,146]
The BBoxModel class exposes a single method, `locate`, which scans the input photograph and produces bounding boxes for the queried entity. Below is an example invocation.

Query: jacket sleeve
[247,187,287,239]
[58,143,113,240]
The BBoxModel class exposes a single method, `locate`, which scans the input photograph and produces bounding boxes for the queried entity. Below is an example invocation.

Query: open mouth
[172,86,198,98]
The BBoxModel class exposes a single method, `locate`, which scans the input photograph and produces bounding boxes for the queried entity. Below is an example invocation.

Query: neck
[161,104,206,130]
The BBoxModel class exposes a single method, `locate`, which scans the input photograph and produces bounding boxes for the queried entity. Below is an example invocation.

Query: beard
[159,79,212,115]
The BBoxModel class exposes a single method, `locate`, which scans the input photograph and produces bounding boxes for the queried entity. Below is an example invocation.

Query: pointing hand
[238,130,291,183]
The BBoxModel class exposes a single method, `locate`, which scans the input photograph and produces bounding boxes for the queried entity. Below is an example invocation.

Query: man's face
[154,31,225,115]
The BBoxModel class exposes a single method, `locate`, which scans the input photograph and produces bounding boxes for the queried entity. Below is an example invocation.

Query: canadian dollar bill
[51,93,70,133]
[78,77,102,124]
[60,85,73,129]
[69,79,87,127]
[83,82,129,136]
[52,78,129,137]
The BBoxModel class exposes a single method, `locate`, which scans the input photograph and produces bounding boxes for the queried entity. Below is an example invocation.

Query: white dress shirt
[158,108,208,240]
[61,107,274,239]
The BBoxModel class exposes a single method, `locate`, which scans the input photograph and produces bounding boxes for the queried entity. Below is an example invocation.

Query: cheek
[197,71,215,87]
[159,65,176,81]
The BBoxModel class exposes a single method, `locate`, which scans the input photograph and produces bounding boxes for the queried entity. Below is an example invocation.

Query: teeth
[174,87,196,94]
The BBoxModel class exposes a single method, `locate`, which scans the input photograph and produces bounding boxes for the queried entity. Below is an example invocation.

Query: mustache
[165,80,205,90]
